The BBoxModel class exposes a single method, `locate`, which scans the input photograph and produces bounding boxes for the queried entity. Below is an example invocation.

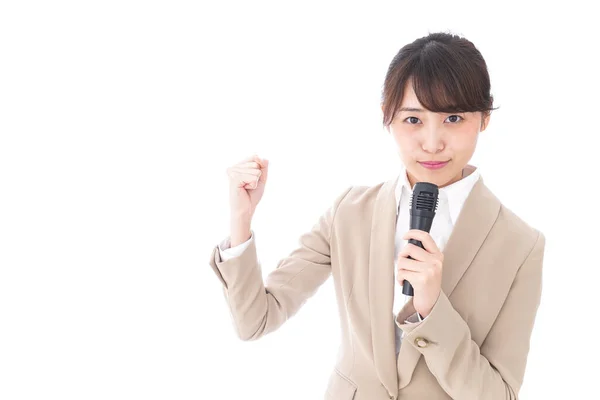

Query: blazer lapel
[369,172,502,394]
[438,174,501,299]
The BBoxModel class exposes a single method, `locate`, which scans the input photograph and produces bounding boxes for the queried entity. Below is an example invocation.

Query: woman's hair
[381,31,498,128]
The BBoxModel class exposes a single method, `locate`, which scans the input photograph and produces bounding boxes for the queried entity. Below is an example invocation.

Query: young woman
[208,32,545,400]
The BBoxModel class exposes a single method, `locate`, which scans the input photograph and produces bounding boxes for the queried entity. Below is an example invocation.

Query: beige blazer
[208,172,546,400]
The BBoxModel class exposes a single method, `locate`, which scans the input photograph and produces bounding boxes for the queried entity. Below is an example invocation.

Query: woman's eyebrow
[397,107,465,114]
[397,107,425,112]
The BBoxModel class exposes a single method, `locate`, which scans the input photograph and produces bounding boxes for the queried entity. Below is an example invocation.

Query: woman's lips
[418,161,449,170]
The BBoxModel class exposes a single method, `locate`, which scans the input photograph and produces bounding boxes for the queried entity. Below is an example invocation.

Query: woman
[208,32,545,400]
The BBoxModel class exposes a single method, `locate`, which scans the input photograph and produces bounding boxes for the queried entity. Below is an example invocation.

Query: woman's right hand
[226,154,269,222]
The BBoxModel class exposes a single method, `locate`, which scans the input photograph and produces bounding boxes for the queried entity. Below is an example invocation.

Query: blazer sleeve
[396,230,546,399]
[207,186,353,341]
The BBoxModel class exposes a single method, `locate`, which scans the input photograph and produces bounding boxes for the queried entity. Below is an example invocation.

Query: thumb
[258,158,269,181]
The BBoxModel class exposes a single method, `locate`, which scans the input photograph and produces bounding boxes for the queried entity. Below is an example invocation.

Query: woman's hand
[226,154,269,246]
[397,229,444,318]
[227,154,269,218]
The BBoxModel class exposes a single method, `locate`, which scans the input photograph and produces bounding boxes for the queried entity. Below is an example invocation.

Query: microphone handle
[401,238,425,296]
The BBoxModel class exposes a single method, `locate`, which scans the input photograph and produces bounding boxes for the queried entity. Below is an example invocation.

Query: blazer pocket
[325,368,357,400]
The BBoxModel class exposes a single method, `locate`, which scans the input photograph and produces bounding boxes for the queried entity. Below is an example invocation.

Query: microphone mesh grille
[411,190,439,211]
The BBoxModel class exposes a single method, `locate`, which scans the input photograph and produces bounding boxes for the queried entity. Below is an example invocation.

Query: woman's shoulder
[477,179,543,243]
[496,203,543,243]
[335,178,393,209]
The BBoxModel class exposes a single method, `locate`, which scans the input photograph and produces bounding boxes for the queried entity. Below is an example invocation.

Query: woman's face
[384,81,490,189]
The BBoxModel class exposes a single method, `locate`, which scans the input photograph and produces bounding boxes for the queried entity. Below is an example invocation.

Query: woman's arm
[208,186,353,341]
[397,231,546,399]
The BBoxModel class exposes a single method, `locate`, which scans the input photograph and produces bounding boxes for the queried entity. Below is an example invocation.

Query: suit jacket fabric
[208,173,546,400]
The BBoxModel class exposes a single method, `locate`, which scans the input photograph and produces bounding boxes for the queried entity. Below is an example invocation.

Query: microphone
[401,182,440,297]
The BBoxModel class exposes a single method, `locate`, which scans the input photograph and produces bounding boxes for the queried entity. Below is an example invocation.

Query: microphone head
[409,182,439,217]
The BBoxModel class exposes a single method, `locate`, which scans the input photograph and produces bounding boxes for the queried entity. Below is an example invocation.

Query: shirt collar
[394,163,481,225]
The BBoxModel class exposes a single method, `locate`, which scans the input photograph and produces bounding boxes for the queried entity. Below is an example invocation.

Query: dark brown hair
[381,31,498,128]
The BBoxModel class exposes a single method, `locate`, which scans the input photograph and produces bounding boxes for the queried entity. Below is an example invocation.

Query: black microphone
[401,182,439,297]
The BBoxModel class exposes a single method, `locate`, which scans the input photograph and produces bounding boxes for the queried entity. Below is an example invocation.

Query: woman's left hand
[397,229,444,319]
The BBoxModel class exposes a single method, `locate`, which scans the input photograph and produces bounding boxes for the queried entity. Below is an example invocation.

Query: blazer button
[415,337,429,348]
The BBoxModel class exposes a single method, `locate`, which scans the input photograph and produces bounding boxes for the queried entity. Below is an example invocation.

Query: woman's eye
[445,115,463,123]
[405,116,421,124]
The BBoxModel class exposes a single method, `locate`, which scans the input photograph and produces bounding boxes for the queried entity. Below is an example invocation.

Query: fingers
[397,255,421,272]
[228,165,261,178]
[256,158,268,182]
[233,161,263,171]
[227,155,269,189]
[236,173,262,189]
[402,229,441,256]
[237,158,268,174]
[397,269,420,286]
[398,243,431,263]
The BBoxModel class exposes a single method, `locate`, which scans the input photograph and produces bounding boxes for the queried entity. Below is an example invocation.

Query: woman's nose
[421,129,444,153]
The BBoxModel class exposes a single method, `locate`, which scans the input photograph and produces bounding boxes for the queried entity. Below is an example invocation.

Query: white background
[1,1,598,399]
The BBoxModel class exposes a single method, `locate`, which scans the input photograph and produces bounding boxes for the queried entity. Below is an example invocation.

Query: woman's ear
[480,112,491,132]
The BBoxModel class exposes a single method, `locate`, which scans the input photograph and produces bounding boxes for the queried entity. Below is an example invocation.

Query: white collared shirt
[393,163,480,355]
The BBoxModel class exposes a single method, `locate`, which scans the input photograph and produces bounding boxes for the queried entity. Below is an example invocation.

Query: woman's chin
[412,168,458,188]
